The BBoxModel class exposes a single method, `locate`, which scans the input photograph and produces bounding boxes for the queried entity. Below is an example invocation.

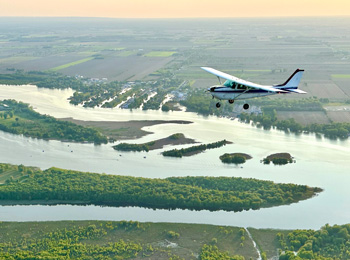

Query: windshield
[223,80,236,88]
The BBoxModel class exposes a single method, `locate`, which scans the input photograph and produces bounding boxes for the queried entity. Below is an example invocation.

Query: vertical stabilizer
[276,69,304,89]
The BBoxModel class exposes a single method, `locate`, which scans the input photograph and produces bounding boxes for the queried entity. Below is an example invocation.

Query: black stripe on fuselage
[211,87,297,93]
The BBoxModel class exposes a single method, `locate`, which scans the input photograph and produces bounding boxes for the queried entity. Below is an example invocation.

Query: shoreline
[60,118,193,140]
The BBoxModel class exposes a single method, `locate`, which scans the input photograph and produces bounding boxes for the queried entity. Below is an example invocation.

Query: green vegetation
[240,111,350,140]
[277,224,350,260]
[0,70,84,88]
[162,140,230,158]
[113,133,195,152]
[0,100,108,144]
[220,153,252,165]
[200,244,244,260]
[0,164,38,184]
[3,220,350,260]
[144,51,177,57]
[48,57,95,71]
[113,141,156,152]
[331,74,350,79]
[0,221,257,260]
[0,164,321,212]
[262,153,294,165]
[0,221,162,259]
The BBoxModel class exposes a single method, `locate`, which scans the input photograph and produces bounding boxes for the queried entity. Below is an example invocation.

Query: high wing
[201,67,288,93]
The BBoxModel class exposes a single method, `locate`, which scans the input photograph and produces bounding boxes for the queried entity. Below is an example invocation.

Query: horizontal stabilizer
[287,89,307,94]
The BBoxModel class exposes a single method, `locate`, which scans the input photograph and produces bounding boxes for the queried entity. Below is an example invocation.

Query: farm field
[60,56,174,81]
[276,111,331,125]
[0,17,350,124]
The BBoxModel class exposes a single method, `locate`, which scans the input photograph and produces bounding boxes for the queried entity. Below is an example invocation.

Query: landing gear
[228,99,234,104]
[216,102,221,108]
[243,103,249,110]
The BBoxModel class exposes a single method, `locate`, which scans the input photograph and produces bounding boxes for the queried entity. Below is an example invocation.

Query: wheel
[216,102,221,108]
[228,99,234,104]
[243,103,249,110]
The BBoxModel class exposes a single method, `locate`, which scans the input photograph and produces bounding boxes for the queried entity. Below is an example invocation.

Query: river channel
[0,84,349,229]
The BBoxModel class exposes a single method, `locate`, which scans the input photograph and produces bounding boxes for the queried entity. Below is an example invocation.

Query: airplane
[201,67,306,109]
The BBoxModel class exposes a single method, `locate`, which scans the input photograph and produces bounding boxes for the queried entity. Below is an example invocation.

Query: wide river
[0,85,349,229]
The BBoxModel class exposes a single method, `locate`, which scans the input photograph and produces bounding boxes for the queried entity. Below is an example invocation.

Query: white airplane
[201,67,306,109]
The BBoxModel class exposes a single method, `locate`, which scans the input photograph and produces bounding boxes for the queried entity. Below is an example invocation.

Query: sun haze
[0,0,350,18]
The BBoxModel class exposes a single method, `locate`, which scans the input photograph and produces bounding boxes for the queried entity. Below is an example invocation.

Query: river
[0,84,349,229]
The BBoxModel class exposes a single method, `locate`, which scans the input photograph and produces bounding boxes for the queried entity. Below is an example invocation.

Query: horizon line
[1,15,350,19]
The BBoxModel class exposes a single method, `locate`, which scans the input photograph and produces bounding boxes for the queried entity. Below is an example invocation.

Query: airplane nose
[208,87,216,92]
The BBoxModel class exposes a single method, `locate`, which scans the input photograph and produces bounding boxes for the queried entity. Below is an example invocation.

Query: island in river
[263,153,294,165]
[0,163,322,212]
[220,153,252,165]
[113,133,198,152]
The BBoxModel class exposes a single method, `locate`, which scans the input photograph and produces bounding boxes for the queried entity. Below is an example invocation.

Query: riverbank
[61,118,193,140]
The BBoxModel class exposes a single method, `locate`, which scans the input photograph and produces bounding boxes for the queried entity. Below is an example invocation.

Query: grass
[332,74,350,79]
[0,56,37,64]
[0,163,37,184]
[248,228,291,259]
[116,50,138,57]
[48,57,95,71]
[144,51,177,57]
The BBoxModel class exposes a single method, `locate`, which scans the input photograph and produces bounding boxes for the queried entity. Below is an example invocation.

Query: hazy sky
[1,0,350,18]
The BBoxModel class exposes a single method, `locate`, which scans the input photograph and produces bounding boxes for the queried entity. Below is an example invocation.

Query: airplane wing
[201,67,288,93]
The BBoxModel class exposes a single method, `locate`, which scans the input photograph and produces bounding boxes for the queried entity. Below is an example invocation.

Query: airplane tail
[276,69,306,94]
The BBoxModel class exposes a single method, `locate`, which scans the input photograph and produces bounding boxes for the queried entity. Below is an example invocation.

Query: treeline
[0,100,108,144]
[0,220,247,259]
[180,89,222,116]
[113,141,155,152]
[249,97,325,112]
[163,140,229,158]
[240,112,350,140]
[277,224,350,260]
[219,153,251,165]
[0,166,321,212]
[0,222,149,259]
[263,153,293,165]
[0,70,184,110]
[200,245,244,260]
[0,70,84,89]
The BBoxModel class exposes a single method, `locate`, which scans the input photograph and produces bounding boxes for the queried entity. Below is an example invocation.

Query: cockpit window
[223,80,236,88]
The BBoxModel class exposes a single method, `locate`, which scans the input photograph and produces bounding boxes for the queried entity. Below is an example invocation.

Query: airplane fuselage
[208,86,280,101]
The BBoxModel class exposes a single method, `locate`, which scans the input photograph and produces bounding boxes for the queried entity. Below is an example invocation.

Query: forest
[0,220,249,259]
[0,99,108,144]
[0,164,322,212]
[113,141,156,152]
[277,224,350,260]
[162,140,230,157]
[219,153,252,165]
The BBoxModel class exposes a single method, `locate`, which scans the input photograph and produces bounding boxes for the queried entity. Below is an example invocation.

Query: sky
[0,0,350,18]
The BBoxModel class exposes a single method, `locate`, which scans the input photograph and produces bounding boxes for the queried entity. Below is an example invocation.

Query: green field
[0,56,37,64]
[332,74,350,79]
[116,50,138,57]
[144,51,177,57]
[48,57,95,71]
